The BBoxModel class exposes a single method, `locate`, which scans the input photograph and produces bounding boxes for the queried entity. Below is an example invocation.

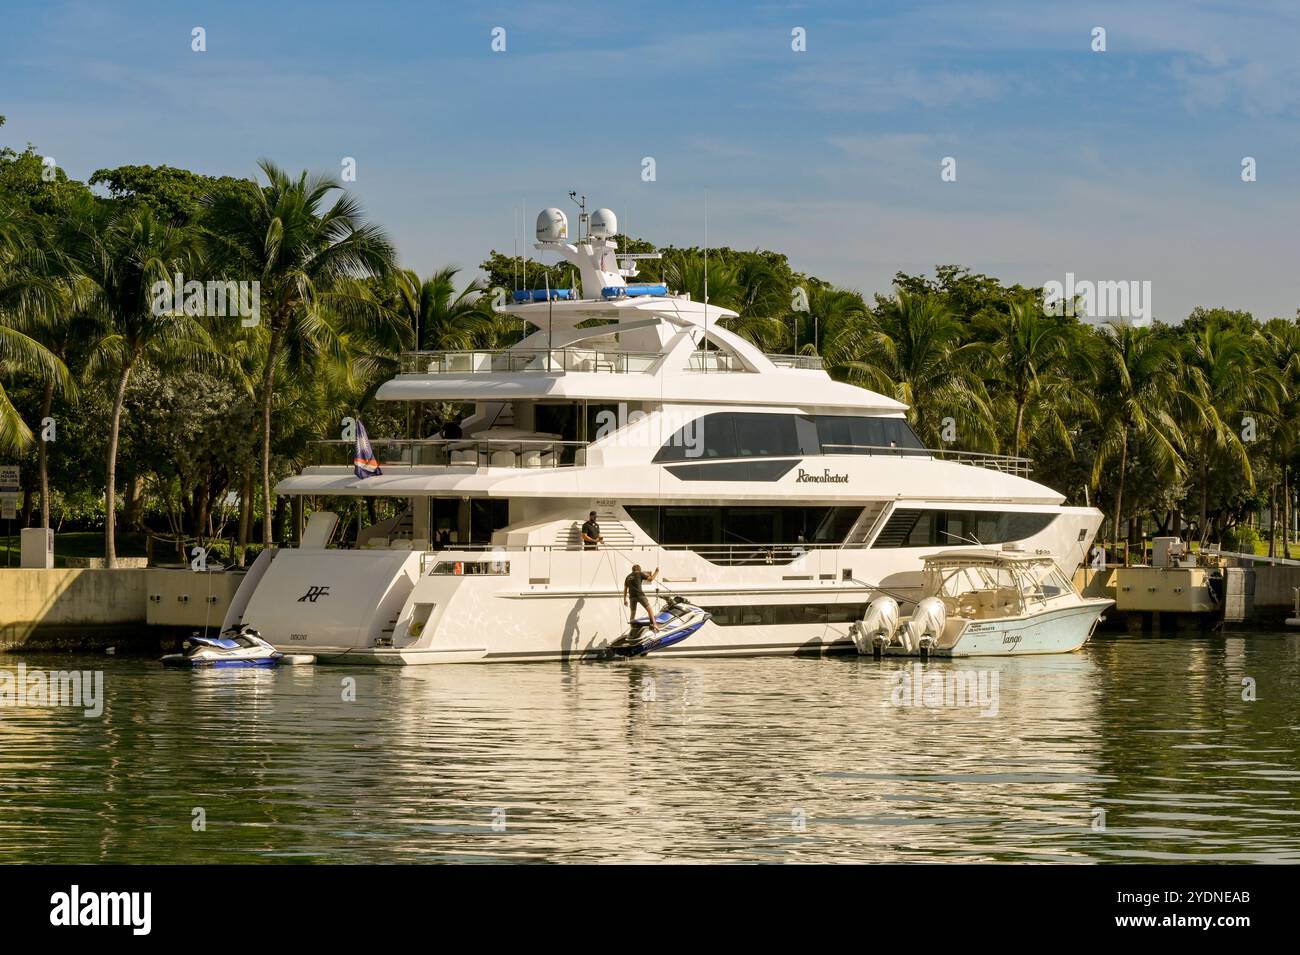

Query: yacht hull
[227,509,1101,665]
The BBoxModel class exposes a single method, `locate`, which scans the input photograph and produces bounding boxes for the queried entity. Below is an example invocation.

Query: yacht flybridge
[221,204,1104,664]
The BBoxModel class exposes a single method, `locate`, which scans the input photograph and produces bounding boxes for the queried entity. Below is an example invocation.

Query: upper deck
[376,297,907,411]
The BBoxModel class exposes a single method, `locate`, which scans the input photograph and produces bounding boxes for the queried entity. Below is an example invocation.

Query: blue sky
[3,0,1298,321]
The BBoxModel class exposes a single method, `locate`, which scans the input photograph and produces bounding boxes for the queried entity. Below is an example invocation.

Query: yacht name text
[795,468,849,484]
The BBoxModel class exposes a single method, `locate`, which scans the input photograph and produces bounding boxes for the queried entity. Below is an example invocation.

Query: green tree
[1178,320,1280,543]
[397,266,492,352]
[0,201,73,455]
[978,302,1088,457]
[69,205,211,565]
[1090,324,1184,545]
[849,290,993,448]
[202,161,397,545]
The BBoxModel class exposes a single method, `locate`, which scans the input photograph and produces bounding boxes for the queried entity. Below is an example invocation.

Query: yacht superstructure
[222,205,1103,664]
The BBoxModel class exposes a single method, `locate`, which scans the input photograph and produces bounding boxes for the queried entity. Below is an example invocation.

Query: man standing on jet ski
[623,564,661,633]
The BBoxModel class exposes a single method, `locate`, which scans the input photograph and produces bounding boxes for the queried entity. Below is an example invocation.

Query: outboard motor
[902,597,947,655]
[852,596,899,656]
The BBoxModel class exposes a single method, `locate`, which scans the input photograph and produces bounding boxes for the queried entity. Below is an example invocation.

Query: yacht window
[734,414,799,457]
[874,509,1056,547]
[625,504,866,550]
[703,602,871,626]
[656,412,926,462]
[698,414,738,459]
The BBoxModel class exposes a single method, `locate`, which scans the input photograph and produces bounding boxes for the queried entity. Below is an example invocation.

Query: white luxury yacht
[221,205,1103,664]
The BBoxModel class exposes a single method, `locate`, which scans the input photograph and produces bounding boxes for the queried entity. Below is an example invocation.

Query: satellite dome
[589,208,618,239]
[536,208,569,242]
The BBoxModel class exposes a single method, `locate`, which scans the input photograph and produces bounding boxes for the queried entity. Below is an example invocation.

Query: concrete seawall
[0,568,147,650]
[1,567,244,652]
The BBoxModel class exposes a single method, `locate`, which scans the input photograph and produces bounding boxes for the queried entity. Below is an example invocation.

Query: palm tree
[1262,319,1300,556]
[979,301,1087,457]
[1178,321,1281,543]
[202,161,396,545]
[1090,324,1184,546]
[733,254,789,314]
[801,285,867,365]
[660,251,789,350]
[397,266,492,352]
[69,205,211,565]
[0,202,73,458]
[847,290,993,448]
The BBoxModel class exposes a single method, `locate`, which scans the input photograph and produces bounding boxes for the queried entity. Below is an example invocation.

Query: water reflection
[0,632,1297,863]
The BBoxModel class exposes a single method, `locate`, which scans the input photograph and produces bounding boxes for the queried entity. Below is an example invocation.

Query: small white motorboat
[852,549,1112,657]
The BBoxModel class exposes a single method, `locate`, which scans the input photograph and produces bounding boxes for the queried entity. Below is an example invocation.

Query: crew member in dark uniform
[623,564,660,632]
[580,511,603,550]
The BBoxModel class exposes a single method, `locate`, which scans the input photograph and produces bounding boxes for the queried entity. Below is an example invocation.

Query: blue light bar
[512,288,573,303]
[602,284,666,299]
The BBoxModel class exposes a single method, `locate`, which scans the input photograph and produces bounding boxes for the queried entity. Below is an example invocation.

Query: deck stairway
[843,501,891,547]
[554,519,638,550]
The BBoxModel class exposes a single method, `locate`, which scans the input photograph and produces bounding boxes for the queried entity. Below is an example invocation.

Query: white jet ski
[161,625,291,668]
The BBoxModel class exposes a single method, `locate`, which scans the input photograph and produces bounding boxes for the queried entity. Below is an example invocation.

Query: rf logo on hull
[297,585,331,603]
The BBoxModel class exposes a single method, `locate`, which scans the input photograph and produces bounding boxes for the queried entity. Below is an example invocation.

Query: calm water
[1,632,1298,864]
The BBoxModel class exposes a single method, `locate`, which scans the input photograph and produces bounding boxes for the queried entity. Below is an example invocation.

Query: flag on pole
[353,420,382,479]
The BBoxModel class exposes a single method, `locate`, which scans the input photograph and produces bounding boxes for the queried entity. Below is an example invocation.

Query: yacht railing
[766,353,825,370]
[820,443,1032,477]
[686,351,747,372]
[401,349,660,375]
[929,448,1032,477]
[309,438,588,469]
[401,348,827,375]
[660,542,839,566]
[389,542,839,568]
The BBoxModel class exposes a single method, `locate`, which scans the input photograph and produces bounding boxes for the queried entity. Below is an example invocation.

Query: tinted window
[656,413,926,461]
[734,414,799,457]
[872,509,1056,547]
[703,602,870,626]
[655,412,735,461]
[816,415,852,451]
[625,505,865,548]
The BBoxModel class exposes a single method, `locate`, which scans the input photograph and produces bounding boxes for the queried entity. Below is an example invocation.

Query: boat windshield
[1016,559,1075,603]
[923,557,1075,616]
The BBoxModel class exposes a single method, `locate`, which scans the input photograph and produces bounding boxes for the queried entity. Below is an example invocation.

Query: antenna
[703,189,709,373]
[545,271,553,371]
[568,191,587,242]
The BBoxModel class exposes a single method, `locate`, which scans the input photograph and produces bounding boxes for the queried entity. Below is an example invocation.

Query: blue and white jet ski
[161,625,283,668]
[607,597,711,658]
